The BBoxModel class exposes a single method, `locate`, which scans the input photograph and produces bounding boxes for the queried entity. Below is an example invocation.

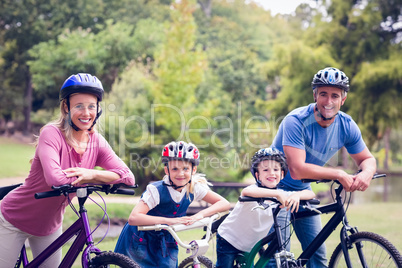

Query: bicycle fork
[340,216,368,268]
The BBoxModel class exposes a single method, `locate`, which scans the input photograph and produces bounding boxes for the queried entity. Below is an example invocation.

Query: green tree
[104,0,229,187]
[0,0,108,134]
[28,19,165,113]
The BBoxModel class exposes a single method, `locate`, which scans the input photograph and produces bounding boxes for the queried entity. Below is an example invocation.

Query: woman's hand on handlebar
[64,167,98,185]
[65,168,121,185]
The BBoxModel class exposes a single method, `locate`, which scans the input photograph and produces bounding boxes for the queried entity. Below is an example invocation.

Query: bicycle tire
[89,251,140,268]
[328,231,402,268]
[178,255,214,268]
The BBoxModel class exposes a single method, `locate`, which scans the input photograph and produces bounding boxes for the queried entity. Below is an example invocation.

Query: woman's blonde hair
[32,99,98,156]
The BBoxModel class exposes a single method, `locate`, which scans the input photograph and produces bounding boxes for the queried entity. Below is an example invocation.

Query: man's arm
[348,147,376,192]
[283,145,355,191]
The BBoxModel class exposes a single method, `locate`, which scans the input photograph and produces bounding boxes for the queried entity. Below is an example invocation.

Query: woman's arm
[64,168,121,185]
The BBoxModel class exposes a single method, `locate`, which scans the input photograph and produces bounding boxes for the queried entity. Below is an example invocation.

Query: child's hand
[166,215,203,226]
[285,194,301,213]
[275,192,288,208]
[185,214,204,225]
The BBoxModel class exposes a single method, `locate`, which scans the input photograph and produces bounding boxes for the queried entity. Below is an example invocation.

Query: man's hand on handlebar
[349,170,372,192]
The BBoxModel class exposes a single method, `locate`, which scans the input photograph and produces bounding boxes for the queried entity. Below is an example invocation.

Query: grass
[0,136,35,178]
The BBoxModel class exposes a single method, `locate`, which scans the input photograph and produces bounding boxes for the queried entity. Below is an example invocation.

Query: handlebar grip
[306,199,320,205]
[35,190,63,199]
[114,189,136,195]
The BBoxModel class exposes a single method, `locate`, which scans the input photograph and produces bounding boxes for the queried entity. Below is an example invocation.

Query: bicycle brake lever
[303,204,322,214]
[252,203,271,211]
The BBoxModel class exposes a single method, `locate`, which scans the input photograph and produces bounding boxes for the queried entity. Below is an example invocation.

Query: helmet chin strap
[315,104,337,121]
[163,162,192,190]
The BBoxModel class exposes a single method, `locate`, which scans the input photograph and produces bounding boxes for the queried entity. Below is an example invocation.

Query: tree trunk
[197,0,212,18]
[23,70,33,136]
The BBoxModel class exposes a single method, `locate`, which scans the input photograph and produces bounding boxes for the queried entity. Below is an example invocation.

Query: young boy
[215,147,315,267]
[115,141,230,267]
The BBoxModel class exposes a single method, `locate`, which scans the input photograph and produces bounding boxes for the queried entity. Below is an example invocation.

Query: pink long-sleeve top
[1,125,135,236]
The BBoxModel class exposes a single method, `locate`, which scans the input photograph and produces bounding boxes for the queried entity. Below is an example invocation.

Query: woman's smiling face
[67,93,98,131]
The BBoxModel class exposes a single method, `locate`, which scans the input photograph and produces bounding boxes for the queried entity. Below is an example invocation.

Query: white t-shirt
[141,174,209,210]
[218,185,292,252]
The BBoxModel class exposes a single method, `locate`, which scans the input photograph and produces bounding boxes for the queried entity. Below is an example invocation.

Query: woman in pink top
[0,73,135,267]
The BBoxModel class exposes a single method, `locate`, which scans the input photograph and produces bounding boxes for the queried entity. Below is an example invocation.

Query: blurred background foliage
[0,0,401,188]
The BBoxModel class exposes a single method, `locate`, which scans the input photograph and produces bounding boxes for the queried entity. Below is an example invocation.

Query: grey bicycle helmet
[250,147,288,187]
[162,141,200,166]
[311,67,349,92]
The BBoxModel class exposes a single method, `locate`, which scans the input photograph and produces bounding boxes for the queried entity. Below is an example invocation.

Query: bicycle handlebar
[138,211,229,251]
[238,196,320,206]
[35,183,138,199]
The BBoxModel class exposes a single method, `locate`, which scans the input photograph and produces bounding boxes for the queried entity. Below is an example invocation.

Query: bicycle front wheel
[89,251,140,268]
[179,255,214,268]
[328,231,402,268]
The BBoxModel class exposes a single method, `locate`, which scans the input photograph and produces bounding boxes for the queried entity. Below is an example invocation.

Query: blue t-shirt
[272,103,367,190]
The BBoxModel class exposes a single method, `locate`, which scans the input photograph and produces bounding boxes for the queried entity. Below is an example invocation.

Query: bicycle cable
[67,194,79,217]
[88,191,110,245]
[281,209,294,249]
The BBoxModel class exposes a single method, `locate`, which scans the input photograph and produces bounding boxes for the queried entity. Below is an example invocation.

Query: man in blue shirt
[271,67,376,267]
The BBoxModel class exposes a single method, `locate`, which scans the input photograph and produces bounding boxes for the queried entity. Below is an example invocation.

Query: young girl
[0,73,135,267]
[215,147,316,268]
[115,141,231,267]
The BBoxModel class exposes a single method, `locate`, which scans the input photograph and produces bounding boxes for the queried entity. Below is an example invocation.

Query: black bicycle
[212,173,402,268]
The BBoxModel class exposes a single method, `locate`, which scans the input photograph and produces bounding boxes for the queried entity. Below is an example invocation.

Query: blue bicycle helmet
[60,73,104,101]
[311,67,349,92]
[60,73,104,131]
[250,147,288,187]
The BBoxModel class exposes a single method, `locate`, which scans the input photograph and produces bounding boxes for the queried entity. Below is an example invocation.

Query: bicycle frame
[138,211,228,267]
[19,188,103,268]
